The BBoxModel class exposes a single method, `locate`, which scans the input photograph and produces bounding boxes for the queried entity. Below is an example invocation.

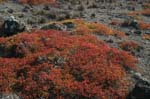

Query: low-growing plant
[142,3,150,9]
[119,41,140,54]
[44,19,126,37]
[141,8,150,16]
[0,30,137,99]
[128,8,150,17]
[110,20,122,26]
[142,34,150,40]
[139,21,150,30]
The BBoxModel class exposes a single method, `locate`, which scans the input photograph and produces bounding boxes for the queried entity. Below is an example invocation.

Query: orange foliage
[0,30,137,99]
[128,8,150,17]
[142,34,150,40]
[110,20,122,26]
[141,8,150,16]
[119,41,140,53]
[139,21,150,30]
[75,19,126,37]
[48,19,126,37]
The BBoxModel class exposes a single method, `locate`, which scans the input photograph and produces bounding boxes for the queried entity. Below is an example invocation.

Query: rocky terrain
[0,0,150,99]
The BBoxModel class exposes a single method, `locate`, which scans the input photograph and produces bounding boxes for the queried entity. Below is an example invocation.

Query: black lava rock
[0,16,25,37]
[127,81,150,99]
[127,72,150,99]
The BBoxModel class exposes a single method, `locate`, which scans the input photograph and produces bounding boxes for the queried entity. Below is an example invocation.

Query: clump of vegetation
[0,30,137,99]
[142,34,150,40]
[119,41,140,54]
[139,21,150,30]
[43,19,126,37]
[142,3,150,9]
[141,8,150,16]
[109,20,122,26]
[128,2,150,17]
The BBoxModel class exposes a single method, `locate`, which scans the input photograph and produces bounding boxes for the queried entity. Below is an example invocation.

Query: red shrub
[120,41,139,52]
[128,8,150,17]
[50,19,126,37]
[0,30,137,99]
[110,20,122,26]
[142,34,150,40]
[139,21,150,30]
[141,8,150,16]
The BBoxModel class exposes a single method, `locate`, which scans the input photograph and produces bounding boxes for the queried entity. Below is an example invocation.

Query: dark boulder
[134,30,142,35]
[127,81,150,99]
[0,16,26,37]
[127,72,150,99]
[63,21,76,31]
[122,19,139,29]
